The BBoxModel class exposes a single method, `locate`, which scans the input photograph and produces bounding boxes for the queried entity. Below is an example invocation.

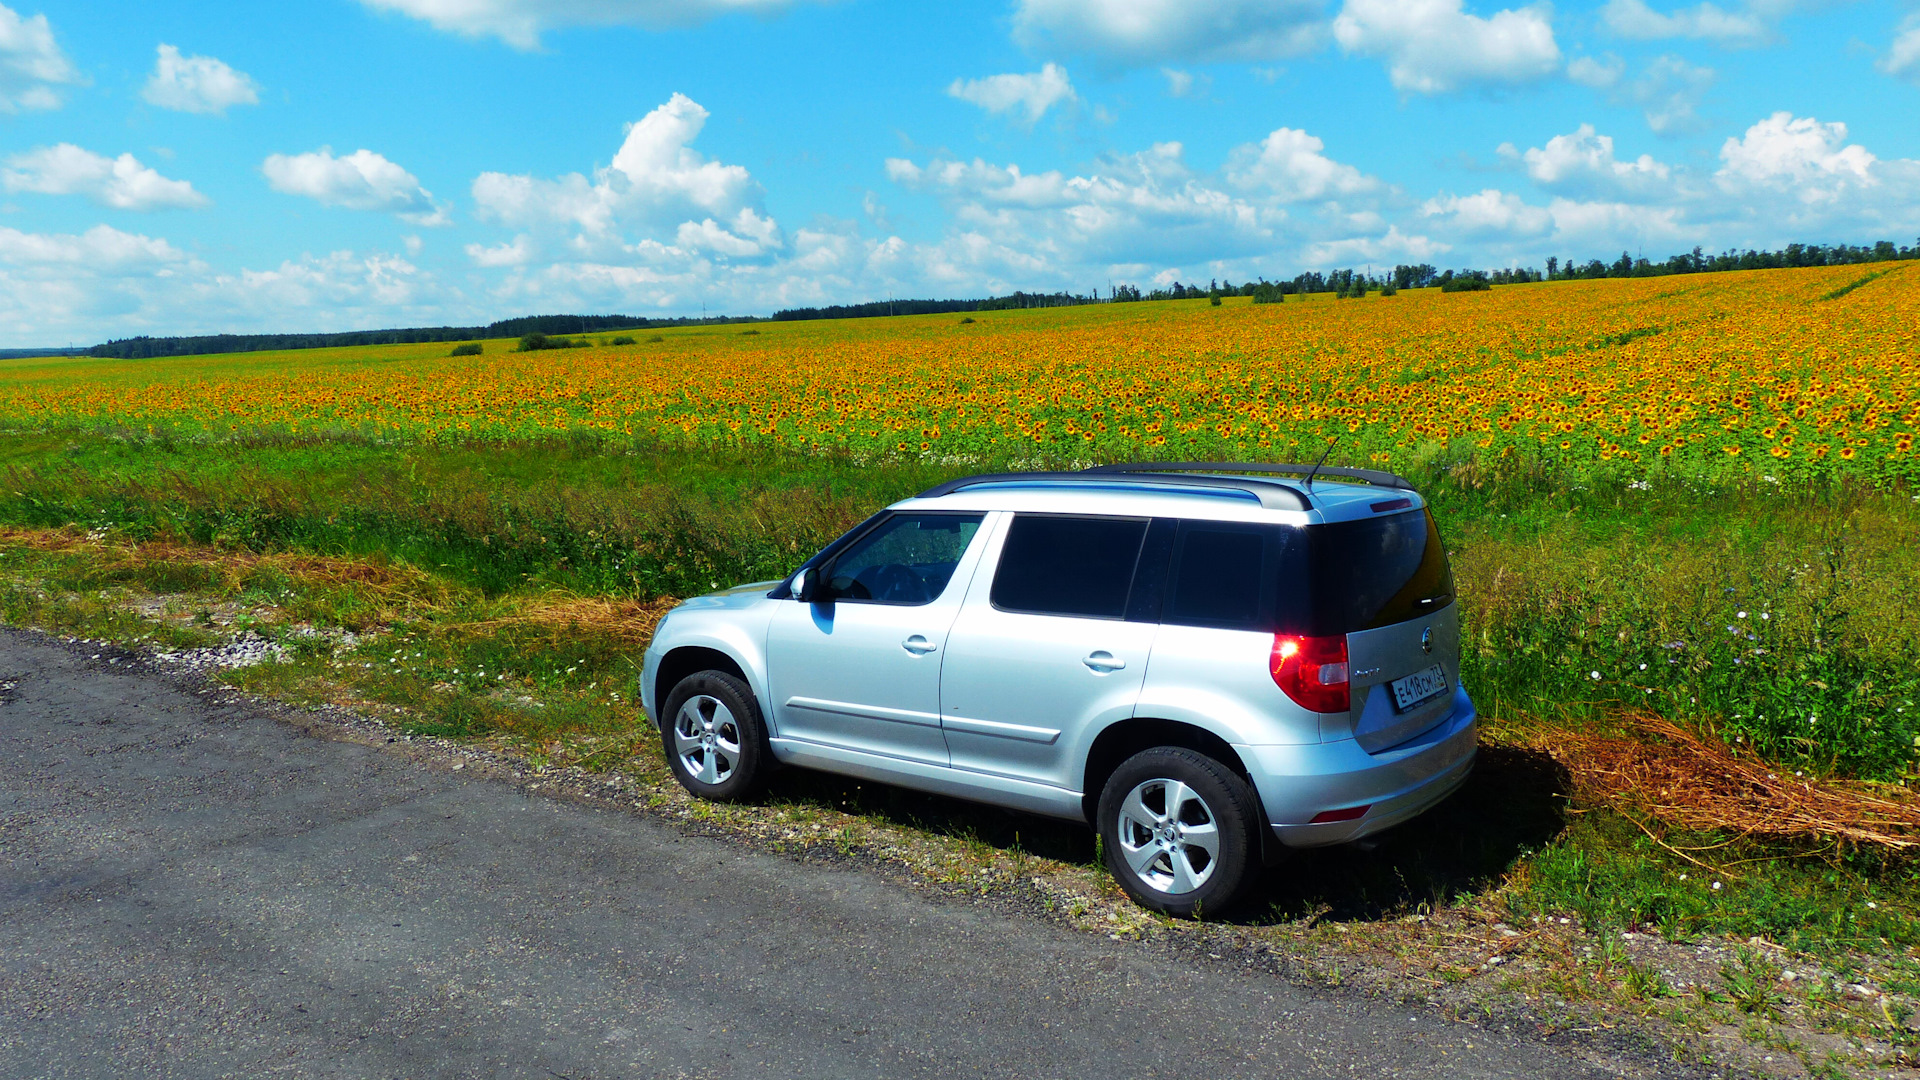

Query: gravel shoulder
[0,625,1707,1080]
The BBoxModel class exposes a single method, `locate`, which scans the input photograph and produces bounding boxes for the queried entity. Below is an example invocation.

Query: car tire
[660,670,772,801]
[1097,747,1261,917]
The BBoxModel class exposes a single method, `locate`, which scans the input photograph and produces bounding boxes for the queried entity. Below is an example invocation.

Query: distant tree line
[88,313,760,359]
[1109,237,1918,307]
[77,236,1920,356]
[1540,240,1917,281]
[771,290,1100,322]
[92,326,485,359]
[0,347,90,360]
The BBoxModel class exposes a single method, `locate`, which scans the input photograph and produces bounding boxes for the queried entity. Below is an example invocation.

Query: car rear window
[1156,508,1454,634]
[992,514,1149,619]
[1304,508,1454,633]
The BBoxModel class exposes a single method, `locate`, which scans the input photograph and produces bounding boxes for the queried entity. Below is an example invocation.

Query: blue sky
[0,0,1916,344]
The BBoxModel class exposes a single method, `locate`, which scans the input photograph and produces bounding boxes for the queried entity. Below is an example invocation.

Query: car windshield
[826,513,984,604]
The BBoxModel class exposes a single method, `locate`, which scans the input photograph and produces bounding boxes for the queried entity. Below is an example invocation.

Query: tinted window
[1301,508,1454,633]
[827,513,985,605]
[1152,508,1455,635]
[1122,518,1178,623]
[1166,523,1278,630]
[991,515,1149,619]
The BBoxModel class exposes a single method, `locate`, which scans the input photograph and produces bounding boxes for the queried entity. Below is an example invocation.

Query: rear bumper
[1238,686,1477,849]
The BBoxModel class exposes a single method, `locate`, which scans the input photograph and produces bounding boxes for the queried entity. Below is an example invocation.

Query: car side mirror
[792,567,822,603]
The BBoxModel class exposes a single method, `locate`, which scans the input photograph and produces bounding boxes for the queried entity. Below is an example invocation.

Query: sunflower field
[5,262,1915,485]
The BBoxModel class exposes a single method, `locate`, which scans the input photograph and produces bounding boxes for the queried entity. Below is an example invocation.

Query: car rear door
[1315,507,1461,752]
[938,513,1163,790]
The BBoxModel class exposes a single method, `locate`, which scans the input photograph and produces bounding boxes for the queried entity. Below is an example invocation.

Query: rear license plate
[1390,664,1449,711]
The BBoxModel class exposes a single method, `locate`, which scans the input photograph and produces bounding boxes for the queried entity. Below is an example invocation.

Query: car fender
[646,608,776,727]
[1124,683,1321,748]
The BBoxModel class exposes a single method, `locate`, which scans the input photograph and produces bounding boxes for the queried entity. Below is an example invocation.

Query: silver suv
[641,463,1477,915]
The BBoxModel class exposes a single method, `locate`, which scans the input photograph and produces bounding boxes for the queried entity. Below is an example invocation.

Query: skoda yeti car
[641,463,1476,915]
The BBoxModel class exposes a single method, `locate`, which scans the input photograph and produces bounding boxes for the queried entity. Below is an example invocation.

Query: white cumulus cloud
[0,223,186,268]
[1599,0,1767,47]
[233,250,432,313]
[1500,125,1671,199]
[142,44,260,114]
[887,130,1414,282]
[1883,15,1920,83]
[0,3,81,112]
[1543,199,1693,249]
[1422,187,1699,252]
[0,236,477,346]
[1225,127,1378,201]
[466,235,535,267]
[887,142,1281,268]
[1332,0,1561,95]
[1632,54,1715,133]
[1441,111,1919,263]
[1567,54,1624,88]
[1012,0,1325,69]
[1716,111,1877,203]
[1568,53,1714,133]
[1422,189,1554,237]
[948,64,1076,123]
[1302,225,1450,266]
[357,0,817,50]
[3,144,208,210]
[470,93,773,257]
[263,148,449,224]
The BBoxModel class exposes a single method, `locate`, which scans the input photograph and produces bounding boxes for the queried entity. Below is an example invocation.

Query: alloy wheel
[672,694,742,786]
[1114,777,1221,894]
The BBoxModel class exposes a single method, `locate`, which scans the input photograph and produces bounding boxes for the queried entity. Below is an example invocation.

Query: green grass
[1510,810,1920,959]
[0,431,942,597]
[1820,270,1889,301]
[6,430,1918,772]
[4,429,1920,967]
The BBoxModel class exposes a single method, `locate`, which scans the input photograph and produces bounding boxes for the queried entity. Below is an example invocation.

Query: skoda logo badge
[1421,626,1433,654]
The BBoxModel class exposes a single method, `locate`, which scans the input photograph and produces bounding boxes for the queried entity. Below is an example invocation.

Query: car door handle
[1083,651,1125,673]
[902,635,937,655]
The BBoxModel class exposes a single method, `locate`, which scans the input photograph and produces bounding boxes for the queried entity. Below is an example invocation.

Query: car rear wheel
[661,670,772,801]
[1097,747,1260,917]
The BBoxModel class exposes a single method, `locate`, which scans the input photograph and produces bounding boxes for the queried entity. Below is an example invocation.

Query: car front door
[939,513,1162,790]
[765,511,991,766]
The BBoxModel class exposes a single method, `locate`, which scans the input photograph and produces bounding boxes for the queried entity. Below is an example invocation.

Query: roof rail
[913,470,1311,510]
[1082,461,1414,491]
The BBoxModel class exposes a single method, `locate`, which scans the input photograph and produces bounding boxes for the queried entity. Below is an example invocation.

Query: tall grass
[6,431,1918,777]
[1443,480,1920,777]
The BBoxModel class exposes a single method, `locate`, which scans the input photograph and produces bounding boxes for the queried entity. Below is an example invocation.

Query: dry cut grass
[450,594,678,651]
[0,524,441,595]
[1534,713,1920,851]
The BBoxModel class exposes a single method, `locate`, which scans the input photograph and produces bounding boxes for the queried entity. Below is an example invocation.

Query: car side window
[990,514,1149,619]
[1164,522,1280,631]
[825,513,985,605]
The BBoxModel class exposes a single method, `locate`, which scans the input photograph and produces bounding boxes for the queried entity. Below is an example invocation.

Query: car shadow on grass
[1245,744,1570,925]
[756,743,1570,925]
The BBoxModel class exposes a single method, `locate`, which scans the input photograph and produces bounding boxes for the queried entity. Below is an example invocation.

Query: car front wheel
[661,670,772,801]
[1097,747,1260,917]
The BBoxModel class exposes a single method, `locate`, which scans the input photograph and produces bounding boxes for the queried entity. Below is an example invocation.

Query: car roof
[896,466,1424,525]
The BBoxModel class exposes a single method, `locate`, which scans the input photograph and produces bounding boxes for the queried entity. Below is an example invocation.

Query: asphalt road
[0,627,1684,1080]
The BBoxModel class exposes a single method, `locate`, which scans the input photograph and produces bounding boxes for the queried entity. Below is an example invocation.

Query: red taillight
[1270,633,1350,713]
[1310,805,1371,824]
